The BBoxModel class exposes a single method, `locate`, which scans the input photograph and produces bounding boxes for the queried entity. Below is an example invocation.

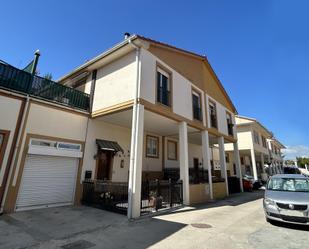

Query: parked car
[243,175,253,191]
[243,175,262,191]
[283,167,301,174]
[264,174,309,225]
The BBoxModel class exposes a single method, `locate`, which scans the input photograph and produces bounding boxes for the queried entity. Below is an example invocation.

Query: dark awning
[96,139,124,153]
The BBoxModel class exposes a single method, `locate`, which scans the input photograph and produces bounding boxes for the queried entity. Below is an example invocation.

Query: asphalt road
[1,190,309,249]
[150,190,309,249]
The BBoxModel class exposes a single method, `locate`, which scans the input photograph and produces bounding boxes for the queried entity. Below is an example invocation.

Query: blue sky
[1,0,308,159]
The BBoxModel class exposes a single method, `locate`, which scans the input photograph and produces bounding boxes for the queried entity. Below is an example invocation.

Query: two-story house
[225,116,285,181]
[0,34,242,219]
[267,137,285,175]
[59,34,242,218]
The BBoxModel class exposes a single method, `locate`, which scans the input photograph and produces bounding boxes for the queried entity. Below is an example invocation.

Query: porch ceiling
[97,109,199,136]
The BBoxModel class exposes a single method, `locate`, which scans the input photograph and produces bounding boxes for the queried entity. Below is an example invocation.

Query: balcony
[0,61,90,111]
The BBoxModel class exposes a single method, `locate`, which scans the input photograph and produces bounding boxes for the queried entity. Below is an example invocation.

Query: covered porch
[82,104,242,218]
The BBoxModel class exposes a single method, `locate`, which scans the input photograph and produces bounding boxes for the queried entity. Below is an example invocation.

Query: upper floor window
[226,112,233,136]
[253,131,260,144]
[261,136,267,148]
[157,67,171,107]
[209,101,217,128]
[146,135,159,158]
[192,90,202,121]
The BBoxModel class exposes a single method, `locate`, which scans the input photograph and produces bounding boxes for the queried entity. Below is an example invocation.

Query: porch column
[250,149,258,180]
[128,104,144,219]
[179,121,190,205]
[233,142,244,192]
[201,130,213,199]
[218,136,229,196]
[261,154,266,173]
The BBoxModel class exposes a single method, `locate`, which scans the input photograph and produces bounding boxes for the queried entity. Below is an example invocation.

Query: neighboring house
[0,34,242,218]
[267,137,285,175]
[225,116,285,181]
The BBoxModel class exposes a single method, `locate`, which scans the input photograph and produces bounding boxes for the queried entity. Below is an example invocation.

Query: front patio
[82,105,242,218]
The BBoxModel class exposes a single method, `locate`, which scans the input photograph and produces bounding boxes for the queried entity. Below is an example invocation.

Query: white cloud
[282,145,309,159]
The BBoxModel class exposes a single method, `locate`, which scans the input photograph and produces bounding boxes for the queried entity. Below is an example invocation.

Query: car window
[267,177,309,192]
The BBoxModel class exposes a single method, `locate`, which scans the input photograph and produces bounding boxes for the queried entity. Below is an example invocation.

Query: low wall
[213,181,227,199]
[189,183,210,204]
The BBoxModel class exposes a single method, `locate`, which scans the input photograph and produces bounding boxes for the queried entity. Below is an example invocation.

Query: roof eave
[58,34,139,82]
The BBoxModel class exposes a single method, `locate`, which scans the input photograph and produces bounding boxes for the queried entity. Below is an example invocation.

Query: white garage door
[16,154,79,211]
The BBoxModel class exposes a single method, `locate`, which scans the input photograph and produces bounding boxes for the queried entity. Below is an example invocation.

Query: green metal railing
[0,61,90,111]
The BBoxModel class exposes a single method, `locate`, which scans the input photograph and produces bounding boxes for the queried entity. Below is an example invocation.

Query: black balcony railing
[0,61,90,111]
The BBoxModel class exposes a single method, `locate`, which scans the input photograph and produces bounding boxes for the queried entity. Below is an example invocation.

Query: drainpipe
[0,49,39,213]
[0,96,30,214]
[127,37,141,219]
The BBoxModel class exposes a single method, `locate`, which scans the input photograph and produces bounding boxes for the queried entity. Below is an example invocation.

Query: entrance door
[97,150,113,180]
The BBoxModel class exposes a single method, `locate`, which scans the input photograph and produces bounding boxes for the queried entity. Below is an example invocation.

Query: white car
[264,174,309,225]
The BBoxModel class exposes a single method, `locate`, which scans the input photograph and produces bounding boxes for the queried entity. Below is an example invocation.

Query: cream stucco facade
[1,34,240,218]
[225,116,285,181]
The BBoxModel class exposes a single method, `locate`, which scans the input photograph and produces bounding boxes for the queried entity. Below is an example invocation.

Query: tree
[296,157,309,168]
[43,73,53,80]
[285,160,295,166]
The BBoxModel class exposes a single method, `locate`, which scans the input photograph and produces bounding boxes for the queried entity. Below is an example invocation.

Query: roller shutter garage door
[16,154,78,211]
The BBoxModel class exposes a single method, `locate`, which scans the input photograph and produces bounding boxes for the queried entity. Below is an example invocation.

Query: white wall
[0,95,22,186]
[140,49,194,121]
[143,133,162,172]
[92,51,137,112]
[83,120,132,182]
[11,102,89,186]
[164,140,203,169]
[83,121,167,182]
[206,94,236,138]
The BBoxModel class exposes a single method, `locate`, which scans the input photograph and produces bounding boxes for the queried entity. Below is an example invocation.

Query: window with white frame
[146,135,159,158]
[157,67,171,107]
[192,90,202,121]
[209,101,217,128]
[253,131,260,144]
[261,136,267,148]
[167,140,177,160]
[226,112,233,136]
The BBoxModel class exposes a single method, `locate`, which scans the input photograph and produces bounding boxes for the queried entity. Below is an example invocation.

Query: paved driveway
[1,191,309,249]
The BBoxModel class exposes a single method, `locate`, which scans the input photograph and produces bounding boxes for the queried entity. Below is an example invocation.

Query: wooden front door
[97,150,113,180]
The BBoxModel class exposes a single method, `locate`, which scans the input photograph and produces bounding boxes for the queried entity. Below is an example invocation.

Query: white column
[128,104,144,219]
[201,130,213,199]
[179,121,190,205]
[233,142,244,192]
[250,149,258,180]
[218,136,229,196]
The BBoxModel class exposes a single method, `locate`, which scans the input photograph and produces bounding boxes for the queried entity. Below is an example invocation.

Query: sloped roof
[58,34,237,112]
